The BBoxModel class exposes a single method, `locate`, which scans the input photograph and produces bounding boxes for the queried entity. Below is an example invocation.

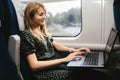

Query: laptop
[67,28,118,68]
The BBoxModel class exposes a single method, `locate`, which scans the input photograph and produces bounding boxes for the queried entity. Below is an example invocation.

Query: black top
[20,30,72,80]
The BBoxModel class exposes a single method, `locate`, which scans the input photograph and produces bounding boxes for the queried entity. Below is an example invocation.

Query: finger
[80,48,91,53]
[75,52,86,56]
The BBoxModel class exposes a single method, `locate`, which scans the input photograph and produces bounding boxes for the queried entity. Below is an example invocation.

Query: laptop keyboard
[83,52,99,65]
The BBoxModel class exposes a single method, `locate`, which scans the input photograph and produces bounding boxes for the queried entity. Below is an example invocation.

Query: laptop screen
[104,28,117,64]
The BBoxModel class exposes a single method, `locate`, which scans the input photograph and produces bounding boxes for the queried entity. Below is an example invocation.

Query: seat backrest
[8,34,33,80]
[8,35,20,67]
[8,34,24,80]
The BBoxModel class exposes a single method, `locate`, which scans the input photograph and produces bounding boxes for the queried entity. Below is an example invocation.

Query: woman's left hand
[73,47,91,55]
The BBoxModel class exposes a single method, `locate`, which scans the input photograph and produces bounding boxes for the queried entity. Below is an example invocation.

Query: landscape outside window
[44,0,81,37]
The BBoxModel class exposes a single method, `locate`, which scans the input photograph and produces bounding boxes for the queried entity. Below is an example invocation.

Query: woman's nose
[43,14,46,19]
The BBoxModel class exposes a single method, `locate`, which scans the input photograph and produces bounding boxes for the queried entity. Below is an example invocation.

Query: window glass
[44,0,81,37]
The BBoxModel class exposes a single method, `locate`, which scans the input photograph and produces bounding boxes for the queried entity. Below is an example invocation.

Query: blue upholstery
[0,0,20,79]
[113,0,120,32]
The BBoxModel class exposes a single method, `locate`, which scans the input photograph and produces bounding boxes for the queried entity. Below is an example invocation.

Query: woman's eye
[39,13,46,17]
[39,14,43,16]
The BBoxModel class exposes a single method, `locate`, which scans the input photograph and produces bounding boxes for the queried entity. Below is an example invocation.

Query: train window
[44,0,81,37]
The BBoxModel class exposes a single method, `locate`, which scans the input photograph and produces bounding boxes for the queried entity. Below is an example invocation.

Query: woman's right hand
[63,51,84,62]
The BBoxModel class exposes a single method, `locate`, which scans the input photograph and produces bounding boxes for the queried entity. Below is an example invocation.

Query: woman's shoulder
[21,29,30,34]
[20,29,31,35]
[20,29,33,38]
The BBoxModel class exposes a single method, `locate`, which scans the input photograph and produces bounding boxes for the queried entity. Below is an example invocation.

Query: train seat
[8,34,24,80]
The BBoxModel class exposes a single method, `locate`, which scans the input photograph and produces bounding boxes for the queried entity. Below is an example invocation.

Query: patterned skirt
[33,69,72,80]
[32,63,72,80]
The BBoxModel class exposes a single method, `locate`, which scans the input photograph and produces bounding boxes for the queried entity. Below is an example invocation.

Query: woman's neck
[30,28,45,40]
[32,27,40,31]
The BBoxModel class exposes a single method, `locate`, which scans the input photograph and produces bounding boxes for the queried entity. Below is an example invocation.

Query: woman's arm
[27,52,82,71]
[27,53,65,71]
[52,41,75,53]
[52,41,90,53]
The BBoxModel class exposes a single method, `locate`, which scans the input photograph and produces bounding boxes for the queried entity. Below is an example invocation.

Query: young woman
[20,2,92,80]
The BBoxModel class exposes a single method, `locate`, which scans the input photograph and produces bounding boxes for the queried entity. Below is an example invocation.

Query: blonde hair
[24,2,50,39]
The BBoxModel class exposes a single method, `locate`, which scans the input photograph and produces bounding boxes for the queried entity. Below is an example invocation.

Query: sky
[44,0,81,16]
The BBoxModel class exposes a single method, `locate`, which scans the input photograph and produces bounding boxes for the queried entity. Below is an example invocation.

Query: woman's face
[33,7,46,26]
